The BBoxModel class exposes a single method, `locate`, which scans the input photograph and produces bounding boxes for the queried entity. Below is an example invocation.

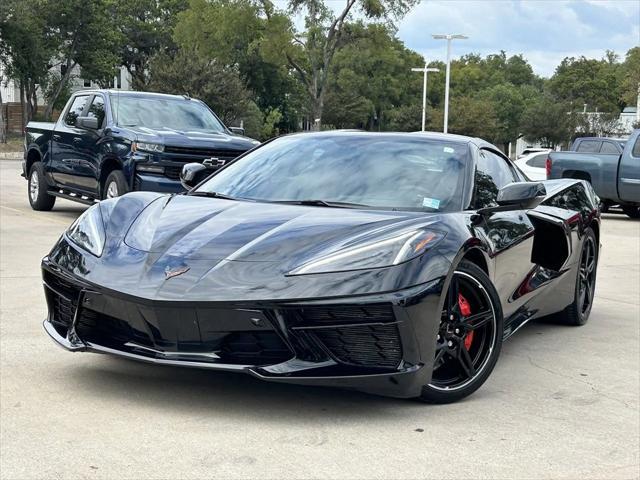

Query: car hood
[122,195,438,266]
[129,126,257,150]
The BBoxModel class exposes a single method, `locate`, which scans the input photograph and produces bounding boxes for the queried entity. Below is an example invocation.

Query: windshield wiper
[189,191,238,201]
[271,199,368,209]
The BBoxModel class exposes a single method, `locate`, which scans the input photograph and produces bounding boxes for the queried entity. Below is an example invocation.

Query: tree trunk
[0,89,6,143]
[44,61,74,120]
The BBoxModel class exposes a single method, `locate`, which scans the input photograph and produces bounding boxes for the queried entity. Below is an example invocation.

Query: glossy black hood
[50,193,460,301]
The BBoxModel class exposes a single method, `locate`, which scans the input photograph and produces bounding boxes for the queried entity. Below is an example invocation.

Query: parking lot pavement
[0,159,638,480]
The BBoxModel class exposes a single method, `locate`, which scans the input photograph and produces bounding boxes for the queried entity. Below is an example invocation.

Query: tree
[115,0,187,90]
[0,0,54,123]
[548,52,623,113]
[43,0,123,120]
[521,95,575,148]
[620,47,640,107]
[448,96,499,141]
[260,0,418,130]
[145,50,261,131]
[322,22,424,130]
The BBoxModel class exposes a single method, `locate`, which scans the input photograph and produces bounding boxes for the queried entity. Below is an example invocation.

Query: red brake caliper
[458,293,474,350]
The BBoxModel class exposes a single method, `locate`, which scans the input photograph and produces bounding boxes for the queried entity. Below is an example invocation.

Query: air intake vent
[312,324,402,368]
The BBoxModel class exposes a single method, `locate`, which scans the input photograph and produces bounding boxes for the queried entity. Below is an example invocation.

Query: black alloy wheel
[420,260,503,404]
[552,227,598,326]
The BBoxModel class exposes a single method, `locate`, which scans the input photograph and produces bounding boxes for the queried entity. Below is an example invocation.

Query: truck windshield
[111,95,225,132]
[195,134,469,212]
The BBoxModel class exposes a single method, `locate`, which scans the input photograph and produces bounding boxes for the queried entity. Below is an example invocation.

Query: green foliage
[620,47,640,106]
[145,50,253,125]
[114,0,187,89]
[548,52,623,112]
[520,95,575,148]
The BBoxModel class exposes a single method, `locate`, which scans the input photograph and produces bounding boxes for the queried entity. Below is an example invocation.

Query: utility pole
[411,62,439,131]
[432,34,468,133]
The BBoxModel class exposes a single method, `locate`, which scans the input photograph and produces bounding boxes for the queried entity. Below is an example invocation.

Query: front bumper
[41,263,442,398]
[134,173,185,194]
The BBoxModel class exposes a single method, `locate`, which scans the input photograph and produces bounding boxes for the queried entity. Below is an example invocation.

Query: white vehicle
[515,150,551,181]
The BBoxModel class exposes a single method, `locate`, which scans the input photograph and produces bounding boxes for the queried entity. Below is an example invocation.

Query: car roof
[283,130,501,151]
[75,89,191,101]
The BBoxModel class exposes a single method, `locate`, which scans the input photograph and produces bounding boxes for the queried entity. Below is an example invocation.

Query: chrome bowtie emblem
[203,157,226,168]
[164,265,190,279]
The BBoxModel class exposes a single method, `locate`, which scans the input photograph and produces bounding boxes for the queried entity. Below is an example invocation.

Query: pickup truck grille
[163,146,247,160]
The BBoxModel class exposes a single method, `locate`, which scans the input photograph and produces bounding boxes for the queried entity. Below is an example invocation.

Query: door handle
[72,137,82,145]
[52,134,61,141]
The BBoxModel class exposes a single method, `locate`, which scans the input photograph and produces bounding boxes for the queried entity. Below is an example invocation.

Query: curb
[0,152,23,160]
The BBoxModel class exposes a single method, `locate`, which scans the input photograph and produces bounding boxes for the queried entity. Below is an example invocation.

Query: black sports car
[42,132,600,403]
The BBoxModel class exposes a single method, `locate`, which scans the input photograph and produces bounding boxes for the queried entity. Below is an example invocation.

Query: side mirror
[180,163,208,190]
[77,116,99,129]
[478,182,547,216]
[228,126,245,136]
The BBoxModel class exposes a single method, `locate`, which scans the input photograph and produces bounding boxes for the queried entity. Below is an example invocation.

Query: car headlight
[288,228,445,275]
[133,142,164,153]
[66,204,106,257]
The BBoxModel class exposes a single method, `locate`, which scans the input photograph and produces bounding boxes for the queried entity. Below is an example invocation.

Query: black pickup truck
[23,90,259,210]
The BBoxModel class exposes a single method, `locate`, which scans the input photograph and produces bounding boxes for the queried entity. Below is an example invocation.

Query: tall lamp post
[411,62,439,131]
[432,33,468,133]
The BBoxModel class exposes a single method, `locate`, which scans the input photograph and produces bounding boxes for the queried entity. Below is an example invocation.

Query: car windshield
[111,95,225,132]
[195,134,469,212]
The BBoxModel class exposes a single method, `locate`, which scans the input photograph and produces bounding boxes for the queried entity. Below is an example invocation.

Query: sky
[396,0,640,77]
[286,0,640,78]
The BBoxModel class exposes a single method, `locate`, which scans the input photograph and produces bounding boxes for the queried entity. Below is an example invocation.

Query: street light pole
[411,62,439,131]
[432,33,468,133]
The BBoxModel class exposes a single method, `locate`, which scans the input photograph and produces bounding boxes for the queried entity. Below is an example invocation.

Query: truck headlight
[288,228,445,275]
[66,204,106,257]
[133,142,164,153]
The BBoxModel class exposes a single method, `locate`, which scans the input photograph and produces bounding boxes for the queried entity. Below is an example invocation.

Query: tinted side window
[599,142,619,154]
[86,96,105,127]
[64,95,90,126]
[472,150,517,209]
[527,153,548,168]
[576,140,601,153]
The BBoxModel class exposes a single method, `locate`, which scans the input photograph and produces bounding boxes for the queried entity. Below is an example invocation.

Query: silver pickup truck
[547,130,640,218]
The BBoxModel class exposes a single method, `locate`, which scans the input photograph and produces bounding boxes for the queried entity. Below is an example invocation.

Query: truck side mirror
[180,163,209,190]
[77,116,99,129]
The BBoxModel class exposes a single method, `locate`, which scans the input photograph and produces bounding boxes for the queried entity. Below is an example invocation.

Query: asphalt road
[1,160,638,480]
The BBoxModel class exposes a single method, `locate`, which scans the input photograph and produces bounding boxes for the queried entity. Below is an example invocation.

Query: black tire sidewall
[572,228,598,324]
[622,206,640,219]
[28,162,55,211]
[419,260,504,404]
[102,170,129,200]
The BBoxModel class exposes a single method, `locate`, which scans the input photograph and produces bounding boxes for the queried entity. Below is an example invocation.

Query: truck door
[49,94,92,190]
[618,134,640,203]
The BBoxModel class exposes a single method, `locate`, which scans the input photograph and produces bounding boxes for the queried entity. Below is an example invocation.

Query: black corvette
[42,131,600,403]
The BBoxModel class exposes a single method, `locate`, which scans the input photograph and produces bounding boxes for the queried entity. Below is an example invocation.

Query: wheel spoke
[447,275,458,313]
[457,344,476,378]
[463,310,493,330]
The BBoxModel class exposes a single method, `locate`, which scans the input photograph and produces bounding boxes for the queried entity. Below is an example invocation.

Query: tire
[553,227,598,326]
[102,170,129,199]
[622,206,640,219]
[419,260,504,404]
[28,162,56,211]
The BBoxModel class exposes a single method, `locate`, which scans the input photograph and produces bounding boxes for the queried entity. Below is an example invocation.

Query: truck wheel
[102,170,129,199]
[28,162,56,211]
[622,206,640,219]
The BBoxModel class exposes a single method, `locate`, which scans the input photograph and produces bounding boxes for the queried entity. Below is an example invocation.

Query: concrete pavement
[0,160,638,479]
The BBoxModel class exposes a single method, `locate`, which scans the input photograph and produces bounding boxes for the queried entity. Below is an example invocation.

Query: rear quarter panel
[25,122,56,168]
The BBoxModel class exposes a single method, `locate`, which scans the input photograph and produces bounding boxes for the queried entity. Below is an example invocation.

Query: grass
[0,133,24,153]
